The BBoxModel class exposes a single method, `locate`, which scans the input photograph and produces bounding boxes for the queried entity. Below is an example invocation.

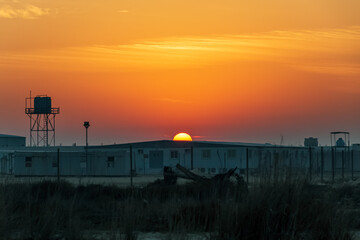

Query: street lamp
[83,121,90,168]
[83,121,90,147]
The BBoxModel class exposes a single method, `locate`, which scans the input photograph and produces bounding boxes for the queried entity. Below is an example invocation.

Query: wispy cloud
[192,135,206,139]
[0,4,50,19]
[1,26,360,76]
[117,10,129,13]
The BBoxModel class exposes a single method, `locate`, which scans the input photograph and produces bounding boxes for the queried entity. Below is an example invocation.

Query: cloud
[192,135,206,139]
[117,10,129,13]
[0,4,50,19]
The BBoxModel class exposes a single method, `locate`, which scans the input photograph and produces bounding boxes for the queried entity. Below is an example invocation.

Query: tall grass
[0,179,355,240]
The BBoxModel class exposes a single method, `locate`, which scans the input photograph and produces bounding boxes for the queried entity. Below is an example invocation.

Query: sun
[173,133,193,141]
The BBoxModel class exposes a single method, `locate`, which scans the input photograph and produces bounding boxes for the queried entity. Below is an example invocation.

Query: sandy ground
[82,231,211,240]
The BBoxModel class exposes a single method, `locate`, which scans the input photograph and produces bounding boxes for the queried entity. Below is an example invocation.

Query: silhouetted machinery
[163,166,177,185]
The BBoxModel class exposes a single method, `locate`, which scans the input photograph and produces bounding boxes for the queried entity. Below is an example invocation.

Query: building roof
[91,140,280,149]
[0,134,25,138]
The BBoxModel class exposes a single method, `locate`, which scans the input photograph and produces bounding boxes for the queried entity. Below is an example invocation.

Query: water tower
[25,92,60,147]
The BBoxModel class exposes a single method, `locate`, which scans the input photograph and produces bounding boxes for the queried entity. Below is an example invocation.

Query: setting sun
[173,133,193,141]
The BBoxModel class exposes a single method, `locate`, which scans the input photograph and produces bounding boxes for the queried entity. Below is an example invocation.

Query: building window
[25,157,32,168]
[138,149,144,154]
[107,156,115,168]
[227,149,236,158]
[52,159,57,168]
[202,150,211,159]
[170,151,179,159]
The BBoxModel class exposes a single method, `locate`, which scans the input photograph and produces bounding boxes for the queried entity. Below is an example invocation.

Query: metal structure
[25,92,60,147]
[330,132,350,148]
[330,131,351,180]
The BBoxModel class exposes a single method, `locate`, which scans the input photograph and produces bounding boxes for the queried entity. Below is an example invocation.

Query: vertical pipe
[342,150,345,181]
[332,147,335,183]
[57,148,60,183]
[130,145,133,187]
[191,146,194,170]
[309,147,312,181]
[246,148,249,183]
[320,147,324,182]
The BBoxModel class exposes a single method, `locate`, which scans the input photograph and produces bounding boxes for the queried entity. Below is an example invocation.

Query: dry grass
[0,178,356,240]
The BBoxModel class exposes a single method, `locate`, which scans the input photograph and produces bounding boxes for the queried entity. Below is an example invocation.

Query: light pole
[83,121,90,168]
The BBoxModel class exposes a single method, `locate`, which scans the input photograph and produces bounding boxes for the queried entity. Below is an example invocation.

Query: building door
[149,151,164,168]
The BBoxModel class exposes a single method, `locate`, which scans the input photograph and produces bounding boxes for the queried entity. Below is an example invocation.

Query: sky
[0,0,360,146]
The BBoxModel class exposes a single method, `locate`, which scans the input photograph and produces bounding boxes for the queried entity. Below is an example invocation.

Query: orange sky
[0,0,360,146]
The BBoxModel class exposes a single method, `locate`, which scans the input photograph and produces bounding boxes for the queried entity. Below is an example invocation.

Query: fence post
[351,149,354,180]
[332,147,335,183]
[191,146,194,170]
[342,150,345,181]
[246,148,249,184]
[130,145,133,187]
[239,148,242,175]
[289,151,292,183]
[320,147,324,182]
[57,148,60,183]
[309,147,312,182]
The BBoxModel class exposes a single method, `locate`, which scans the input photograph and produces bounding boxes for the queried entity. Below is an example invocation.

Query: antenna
[280,135,284,146]
[25,92,60,147]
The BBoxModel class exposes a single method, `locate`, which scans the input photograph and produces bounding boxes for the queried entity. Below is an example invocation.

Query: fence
[241,147,360,184]
[1,146,359,185]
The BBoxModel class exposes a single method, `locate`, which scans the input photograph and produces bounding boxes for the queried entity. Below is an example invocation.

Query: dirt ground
[0,175,193,187]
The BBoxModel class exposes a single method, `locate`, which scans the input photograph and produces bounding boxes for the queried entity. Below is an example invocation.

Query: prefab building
[3,140,358,178]
[0,134,26,148]
[96,141,312,176]
[11,148,130,177]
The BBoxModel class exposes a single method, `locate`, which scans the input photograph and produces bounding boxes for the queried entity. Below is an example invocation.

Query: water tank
[336,137,346,147]
[34,97,52,114]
